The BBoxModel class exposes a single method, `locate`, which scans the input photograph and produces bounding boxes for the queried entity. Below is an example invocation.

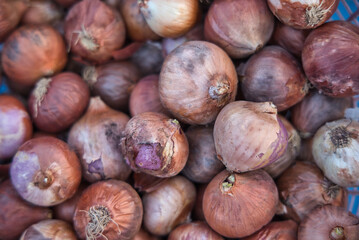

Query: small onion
[168,221,224,240]
[312,119,359,187]
[214,101,288,172]
[133,172,168,193]
[22,0,63,26]
[143,176,196,236]
[203,169,279,238]
[131,41,164,76]
[0,0,28,42]
[243,220,298,240]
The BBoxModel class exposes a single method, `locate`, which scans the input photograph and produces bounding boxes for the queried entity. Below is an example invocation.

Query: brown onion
[205,0,274,59]
[10,137,81,206]
[168,221,223,240]
[203,169,278,238]
[291,91,352,138]
[277,161,347,222]
[133,172,168,193]
[268,0,338,29]
[121,112,189,178]
[1,25,67,86]
[22,0,63,26]
[83,61,141,111]
[243,220,298,240]
[0,95,32,162]
[68,97,131,182]
[131,41,164,76]
[74,180,143,240]
[193,184,207,221]
[298,205,359,240]
[0,0,28,42]
[0,180,52,240]
[143,176,196,236]
[302,21,359,97]
[214,101,288,172]
[20,219,77,240]
[65,0,126,64]
[159,41,237,125]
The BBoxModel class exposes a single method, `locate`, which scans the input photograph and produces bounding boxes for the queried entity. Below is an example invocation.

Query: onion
[203,169,278,238]
[133,172,168,193]
[204,0,274,58]
[143,176,196,236]
[22,0,63,26]
[0,0,28,42]
[112,42,144,61]
[243,220,298,240]
[73,180,143,240]
[131,41,164,76]
[302,21,359,97]
[267,0,339,29]
[312,119,359,187]
[298,205,359,240]
[214,101,288,172]
[193,184,207,221]
[168,221,224,240]
[68,97,131,182]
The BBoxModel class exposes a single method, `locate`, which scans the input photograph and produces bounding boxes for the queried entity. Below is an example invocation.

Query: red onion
[168,221,224,240]
[22,0,63,26]
[133,172,168,193]
[243,220,298,240]
[131,41,164,76]
[0,0,28,42]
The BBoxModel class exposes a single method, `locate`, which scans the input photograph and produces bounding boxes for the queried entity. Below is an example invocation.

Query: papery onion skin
[131,41,164,76]
[0,180,52,240]
[298,205,359,240]
[214,101,288,172]
[73,180,143,240]
[204,0,274,59]
[203,169,279,238]
[0,0,28,42]
[22,0,63,26]
[143,176,196,236]
[68,97,131,182]
[302,21,359,97]
[1,25,67,86]
[267,0,339,29]
[243,220,298,240]
[159,41,238,125]
[312,119,359,187]
[10,137,81,206]
[0,95,32,162]
[168,221,224,240]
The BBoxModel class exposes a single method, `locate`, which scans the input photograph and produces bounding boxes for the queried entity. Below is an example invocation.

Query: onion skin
[0,180,52,240]
[302,21,359,97]
[0,0,28,42]
[243,220,298,240]
[73,180,143,240]
[68,97,131,182]
[159,41,238,125]
[205,0,274,59]
[240,46,308,111]
[143,176,196,236]
[10,137,81,206]
[120,112,189,178]
[131,41,164,76]
[203,169,279,238]
[291,91,352,138]
[214,101,288,172]
[65,0,126,64]
[22,0,63,26]
[168,221,224,240]
[267,0,339,29]
[1,25,67,86]
[312,119,359,187]
[0,95,32,162]
[298,205,359,240]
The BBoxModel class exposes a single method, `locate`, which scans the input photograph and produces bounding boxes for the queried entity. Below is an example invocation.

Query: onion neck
[222,174,235,193]
[82,66,98,87]
[208,74,231,107]
[87,97,110,113]
[330,226,345,240]
[305,2,333,27]
[33,78,52,118]
[33,171,53,189]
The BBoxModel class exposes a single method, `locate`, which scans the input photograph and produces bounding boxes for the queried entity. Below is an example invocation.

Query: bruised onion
[214,101,288,172]
[204,0,274,58]
[0,0,28,42]
[133,172,168,193]
[298,205,359,240]
[73,180,143,240]
[0,180,52,240]
[131,41,164,76]
[22,0,63,26]
[68,97,131,182]
[0,95,32,161]
[302,21,359,97]
[267,0,338,29]
[277,161,347,222]
[143,176,196,236]
[159,41,237,125]
[10,137,81,206]
[1,25,67,86]
[168,221,223,240]
[65,0,126,64]
[203,169,278,238]
[243,220,298,240]
[313,119,359,187]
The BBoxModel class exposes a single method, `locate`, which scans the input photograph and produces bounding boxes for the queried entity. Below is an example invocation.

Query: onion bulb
[243,220,298,240]
[22,0,63,26]
[0,0,28,42]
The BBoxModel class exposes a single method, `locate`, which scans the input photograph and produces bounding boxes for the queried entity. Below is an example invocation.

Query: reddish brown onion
[0,0,28,42]
[243,220,298,240]
[22,0,63,25]
[168,221,224,240]
[131,41,164,76]
[133,172,168,193]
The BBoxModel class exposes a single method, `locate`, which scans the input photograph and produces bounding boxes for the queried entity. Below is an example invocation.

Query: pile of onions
[0,0,28,42]
[243,220,298,240]
[214,101,288,172]
[168,221,223,239]
[22,0,63,26]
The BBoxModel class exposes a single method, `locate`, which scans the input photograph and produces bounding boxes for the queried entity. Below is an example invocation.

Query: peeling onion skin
[240,46,308,111]
[203,169,279,238]
[204,0,274,59]
[267,0,339,29]
[302,21,359,97]
[68,97,131,183]
[10,137,82,207]
[143,176,196,236]
[298,205,359,240]
[168,221,224,240]
[120,112,189,178]
[0,0,28,42]
[312,119,359,187]
[243,220,298,240]
[214,101,288,172]
[159,41,238,125]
